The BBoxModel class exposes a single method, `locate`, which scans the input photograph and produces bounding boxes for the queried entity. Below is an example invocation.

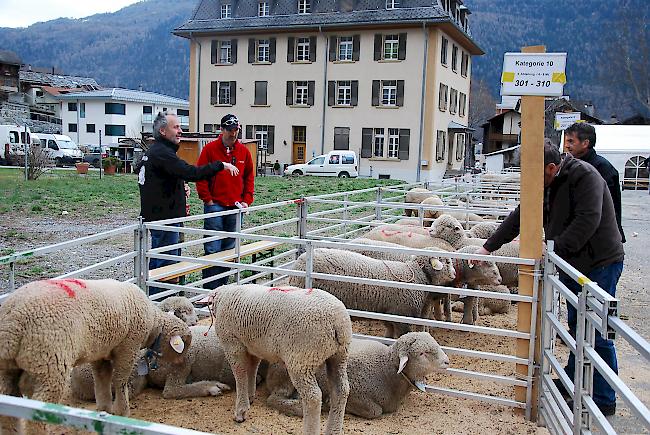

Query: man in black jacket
[137,112,238,294]
[564,122,625,242]
[476,141,624,416]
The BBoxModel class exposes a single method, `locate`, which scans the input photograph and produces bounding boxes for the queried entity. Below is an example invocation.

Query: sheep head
[456,246,502,287]
[429,215,466,249]
[394,332,449,392]
[160,296,199,326]
[153,311,192,366]
[412,252,455,286]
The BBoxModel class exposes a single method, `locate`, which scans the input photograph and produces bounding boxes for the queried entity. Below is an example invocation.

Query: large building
[174,0,482,181]
[57,88,189,147]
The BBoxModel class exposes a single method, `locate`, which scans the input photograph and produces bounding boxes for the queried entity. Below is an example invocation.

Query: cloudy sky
[0,0,141,28]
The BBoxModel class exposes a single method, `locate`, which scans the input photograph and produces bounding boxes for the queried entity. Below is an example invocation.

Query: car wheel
[55,158,62,167]
[292,170,303,176]
[338,171,349,178]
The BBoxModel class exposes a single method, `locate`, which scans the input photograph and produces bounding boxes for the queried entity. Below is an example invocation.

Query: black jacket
[137,137,224,222]
[484,154,624,274]
[580,148,625,243]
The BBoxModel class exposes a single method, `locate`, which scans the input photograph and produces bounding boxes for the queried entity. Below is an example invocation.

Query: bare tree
[22,145,52,180]
[469,78,498,136]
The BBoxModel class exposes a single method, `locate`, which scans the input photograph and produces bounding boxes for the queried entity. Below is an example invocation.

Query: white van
[0,124,31,165]
[284,150,358,178]
[37,133,83,166]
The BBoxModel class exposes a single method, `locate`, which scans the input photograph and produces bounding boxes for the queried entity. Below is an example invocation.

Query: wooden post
[516,45,546,419]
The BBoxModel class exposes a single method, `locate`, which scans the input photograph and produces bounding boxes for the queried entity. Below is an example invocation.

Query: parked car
[37,134,83,166]
[82,146,109,168]
[0,124,31,165]
[284,151,358,178]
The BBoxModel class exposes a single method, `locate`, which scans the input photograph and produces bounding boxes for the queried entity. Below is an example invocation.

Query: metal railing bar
[608,316,650,361]
[545,312,577,353]
[55,252,137,279]
[582,395,616,435]
[423,385,526,409]
[445,368,528,387]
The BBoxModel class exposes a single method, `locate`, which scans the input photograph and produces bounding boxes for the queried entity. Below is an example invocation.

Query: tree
[468,78,498,140]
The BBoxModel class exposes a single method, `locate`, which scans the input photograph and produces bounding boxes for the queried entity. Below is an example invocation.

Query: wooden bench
[149,240,282,282]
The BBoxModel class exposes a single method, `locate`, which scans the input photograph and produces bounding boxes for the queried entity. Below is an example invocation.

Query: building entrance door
[292,126,306,164]
[447,131,455,169]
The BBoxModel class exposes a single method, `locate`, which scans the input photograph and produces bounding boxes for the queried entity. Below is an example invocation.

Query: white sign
[554,112,582,130]
[500,52,567,97]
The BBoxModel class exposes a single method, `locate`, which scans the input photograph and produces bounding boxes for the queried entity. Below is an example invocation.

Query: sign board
[554,112,582,130]
[501,52,567,97]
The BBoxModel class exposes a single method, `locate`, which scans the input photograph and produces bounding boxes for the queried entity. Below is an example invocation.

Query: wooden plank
[516,44,546,420]
[149,240,282,281]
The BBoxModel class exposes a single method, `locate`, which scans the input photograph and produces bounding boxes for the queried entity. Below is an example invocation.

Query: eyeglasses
[222,117,239,127]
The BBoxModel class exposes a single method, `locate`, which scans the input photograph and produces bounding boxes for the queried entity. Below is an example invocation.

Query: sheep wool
[0,279,191,434]
[403,187,435,217]
[211,284,352,435]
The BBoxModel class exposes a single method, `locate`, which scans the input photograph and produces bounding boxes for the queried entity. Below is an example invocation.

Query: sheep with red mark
[0,279,191,434]
[362,225,456,252]
[211,283,352,435]
[403,187,437,217]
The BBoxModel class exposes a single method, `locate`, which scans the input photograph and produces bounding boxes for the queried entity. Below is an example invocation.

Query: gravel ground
[1,191,648,434]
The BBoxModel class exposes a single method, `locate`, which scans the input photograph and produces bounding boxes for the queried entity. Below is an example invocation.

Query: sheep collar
[144,333,163,372]
[399,372,427,392]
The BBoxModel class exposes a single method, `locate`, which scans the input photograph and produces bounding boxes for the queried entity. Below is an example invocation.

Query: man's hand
[223,162,240,176]
[240,202,248,208]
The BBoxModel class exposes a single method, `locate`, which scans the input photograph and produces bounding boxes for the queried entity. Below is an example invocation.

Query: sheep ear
[430,258,443,271]
[167,310,175,316]
[397,355,409,374]
[170,335,185,353]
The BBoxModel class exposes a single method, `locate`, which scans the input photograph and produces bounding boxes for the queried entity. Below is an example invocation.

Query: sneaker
[552,378,570,397]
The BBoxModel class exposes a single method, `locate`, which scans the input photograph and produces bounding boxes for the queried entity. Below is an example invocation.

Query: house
[0,50,20,97]
[56,88,190,148]
[480,109,520,155]
[173,0,483,182]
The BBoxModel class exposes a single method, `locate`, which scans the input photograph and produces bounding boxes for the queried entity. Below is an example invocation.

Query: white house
[57,88,189,148]
[173,0,483,182]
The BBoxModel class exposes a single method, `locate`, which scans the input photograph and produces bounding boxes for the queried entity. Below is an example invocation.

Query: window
[254,81,268,105]
[68,102,77,111]
[105,103,126,115]
[258,1,269,16]
[220,40,232,63]
[381,80,397,106]
[334,127,350,150]
[459,92,467,117]
[342,154,355,164]
[257,39,270,62]
[295,81,309,105]
[439,83,448,111]
[221,3,232,18]
[105,124,126,136]
[86,124,95,133]
[383,34,399,60]
[441,36,448,65]
[387,128,399,158]
[204,124,220,133]
[451,44,458,72]
[177,109,189,116]
[436,130,446,162]
[298,0,310,14]
[373,128,384,157]
[337,80,352,106]
[296,37,310,61]
[386,0,399,9]
[461,52,469,77]
[79,103,85,119]
[450,88,458,114]
[211,39,237,64]
[218,82,231,105]
[338,36,353,61]
[143,106,152,113]
[211,81,236,105]
[456,133,465,161]
[255,125,268,150]
[68,123,77,133]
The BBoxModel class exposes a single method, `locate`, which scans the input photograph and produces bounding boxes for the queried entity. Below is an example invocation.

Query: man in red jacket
[196,114,255,288]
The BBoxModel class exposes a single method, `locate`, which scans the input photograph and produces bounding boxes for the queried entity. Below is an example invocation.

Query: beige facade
[188,23,479,182]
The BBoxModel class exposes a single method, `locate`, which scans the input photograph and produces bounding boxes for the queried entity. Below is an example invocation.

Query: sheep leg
[382,322,395,339]
[0,369,20,434]
[224,343,253,423]
[433,299,444,321]
[25,371,68,435]
[110,349,138,417]
[444,296,452,322]
[324,353,349,435]
[163,379,231,399]
[90,360,113,412]
[344,396,383,419]
[287,366,322,435]
[473,299,479,323]
[266,388,304,417]
[246,354,261,404]
[404,208,413,217]
[461,297,476,325]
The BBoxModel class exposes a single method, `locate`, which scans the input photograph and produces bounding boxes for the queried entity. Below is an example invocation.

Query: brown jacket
[484,154,624,274]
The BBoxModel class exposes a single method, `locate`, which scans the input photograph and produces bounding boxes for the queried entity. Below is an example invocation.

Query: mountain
[1,0,647,119]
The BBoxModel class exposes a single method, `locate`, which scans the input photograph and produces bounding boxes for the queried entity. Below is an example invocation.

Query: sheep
[266,332,449,419]
[392,218,423,226]
[159,296,199,326]
[420,195,445,226]
[362,225,456,252]
[0,279,191,434]
[211,283,352,435]
[403,187,435,217]
[467,222,499,239]
[348,238,417,262]
[287,248,459,335]
[366,223,432,237]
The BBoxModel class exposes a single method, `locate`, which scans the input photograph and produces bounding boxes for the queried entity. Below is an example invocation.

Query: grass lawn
[0,168,404,219]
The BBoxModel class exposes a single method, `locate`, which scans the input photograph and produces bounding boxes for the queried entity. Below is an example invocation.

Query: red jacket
[196,136,255,207]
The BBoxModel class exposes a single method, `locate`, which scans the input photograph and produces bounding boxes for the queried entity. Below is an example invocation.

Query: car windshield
[58,139,78,149]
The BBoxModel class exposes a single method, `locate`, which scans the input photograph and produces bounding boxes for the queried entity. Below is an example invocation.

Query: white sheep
[266,332,449,419]
[392,217,423,226]
[452,284,511,316]
[420,195,445,226]
[362,225,456,252]
[467,222,499,239]
[159,296,199,326]
[288,248,464,335]
[348,238,417,263]
[403,187,435,217]
[0,279,191,434]
[211,284,352,435]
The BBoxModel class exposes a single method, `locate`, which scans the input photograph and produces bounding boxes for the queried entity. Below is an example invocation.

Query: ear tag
[136,358,149,375]
[468,261,475,269]
[430,258,443,271]
[170,335,185,353]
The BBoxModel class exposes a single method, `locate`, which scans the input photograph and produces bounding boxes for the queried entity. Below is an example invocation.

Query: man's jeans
[203,203,237,289]
[560,261,623,407]
[148,223,181,296]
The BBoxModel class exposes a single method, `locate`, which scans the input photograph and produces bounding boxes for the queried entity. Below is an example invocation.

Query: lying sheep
[159,296,199,326]
[404,187,435,217]
[266,332,449,419]
[288,248,460,335]
[467,222,499,240]
[392,218,423,226]
[363,225,455,252]
[366,223,431,237]
[0,279,190,434]
[211,284,352,435]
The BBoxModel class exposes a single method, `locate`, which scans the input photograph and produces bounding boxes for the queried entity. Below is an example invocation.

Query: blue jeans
[202,203,237,289]
[148,223,181,295]
[560,261,623,407]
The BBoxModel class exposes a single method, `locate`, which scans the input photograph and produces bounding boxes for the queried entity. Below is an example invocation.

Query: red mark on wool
[305,288,314,295]
[268,287,298,293]
[46,280,76,298]
[62,278,86,288]
[380,229,402,237]
[407,232,413,238]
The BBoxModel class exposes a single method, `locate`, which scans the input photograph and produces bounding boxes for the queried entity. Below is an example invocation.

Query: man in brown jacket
[476,141,624,416]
